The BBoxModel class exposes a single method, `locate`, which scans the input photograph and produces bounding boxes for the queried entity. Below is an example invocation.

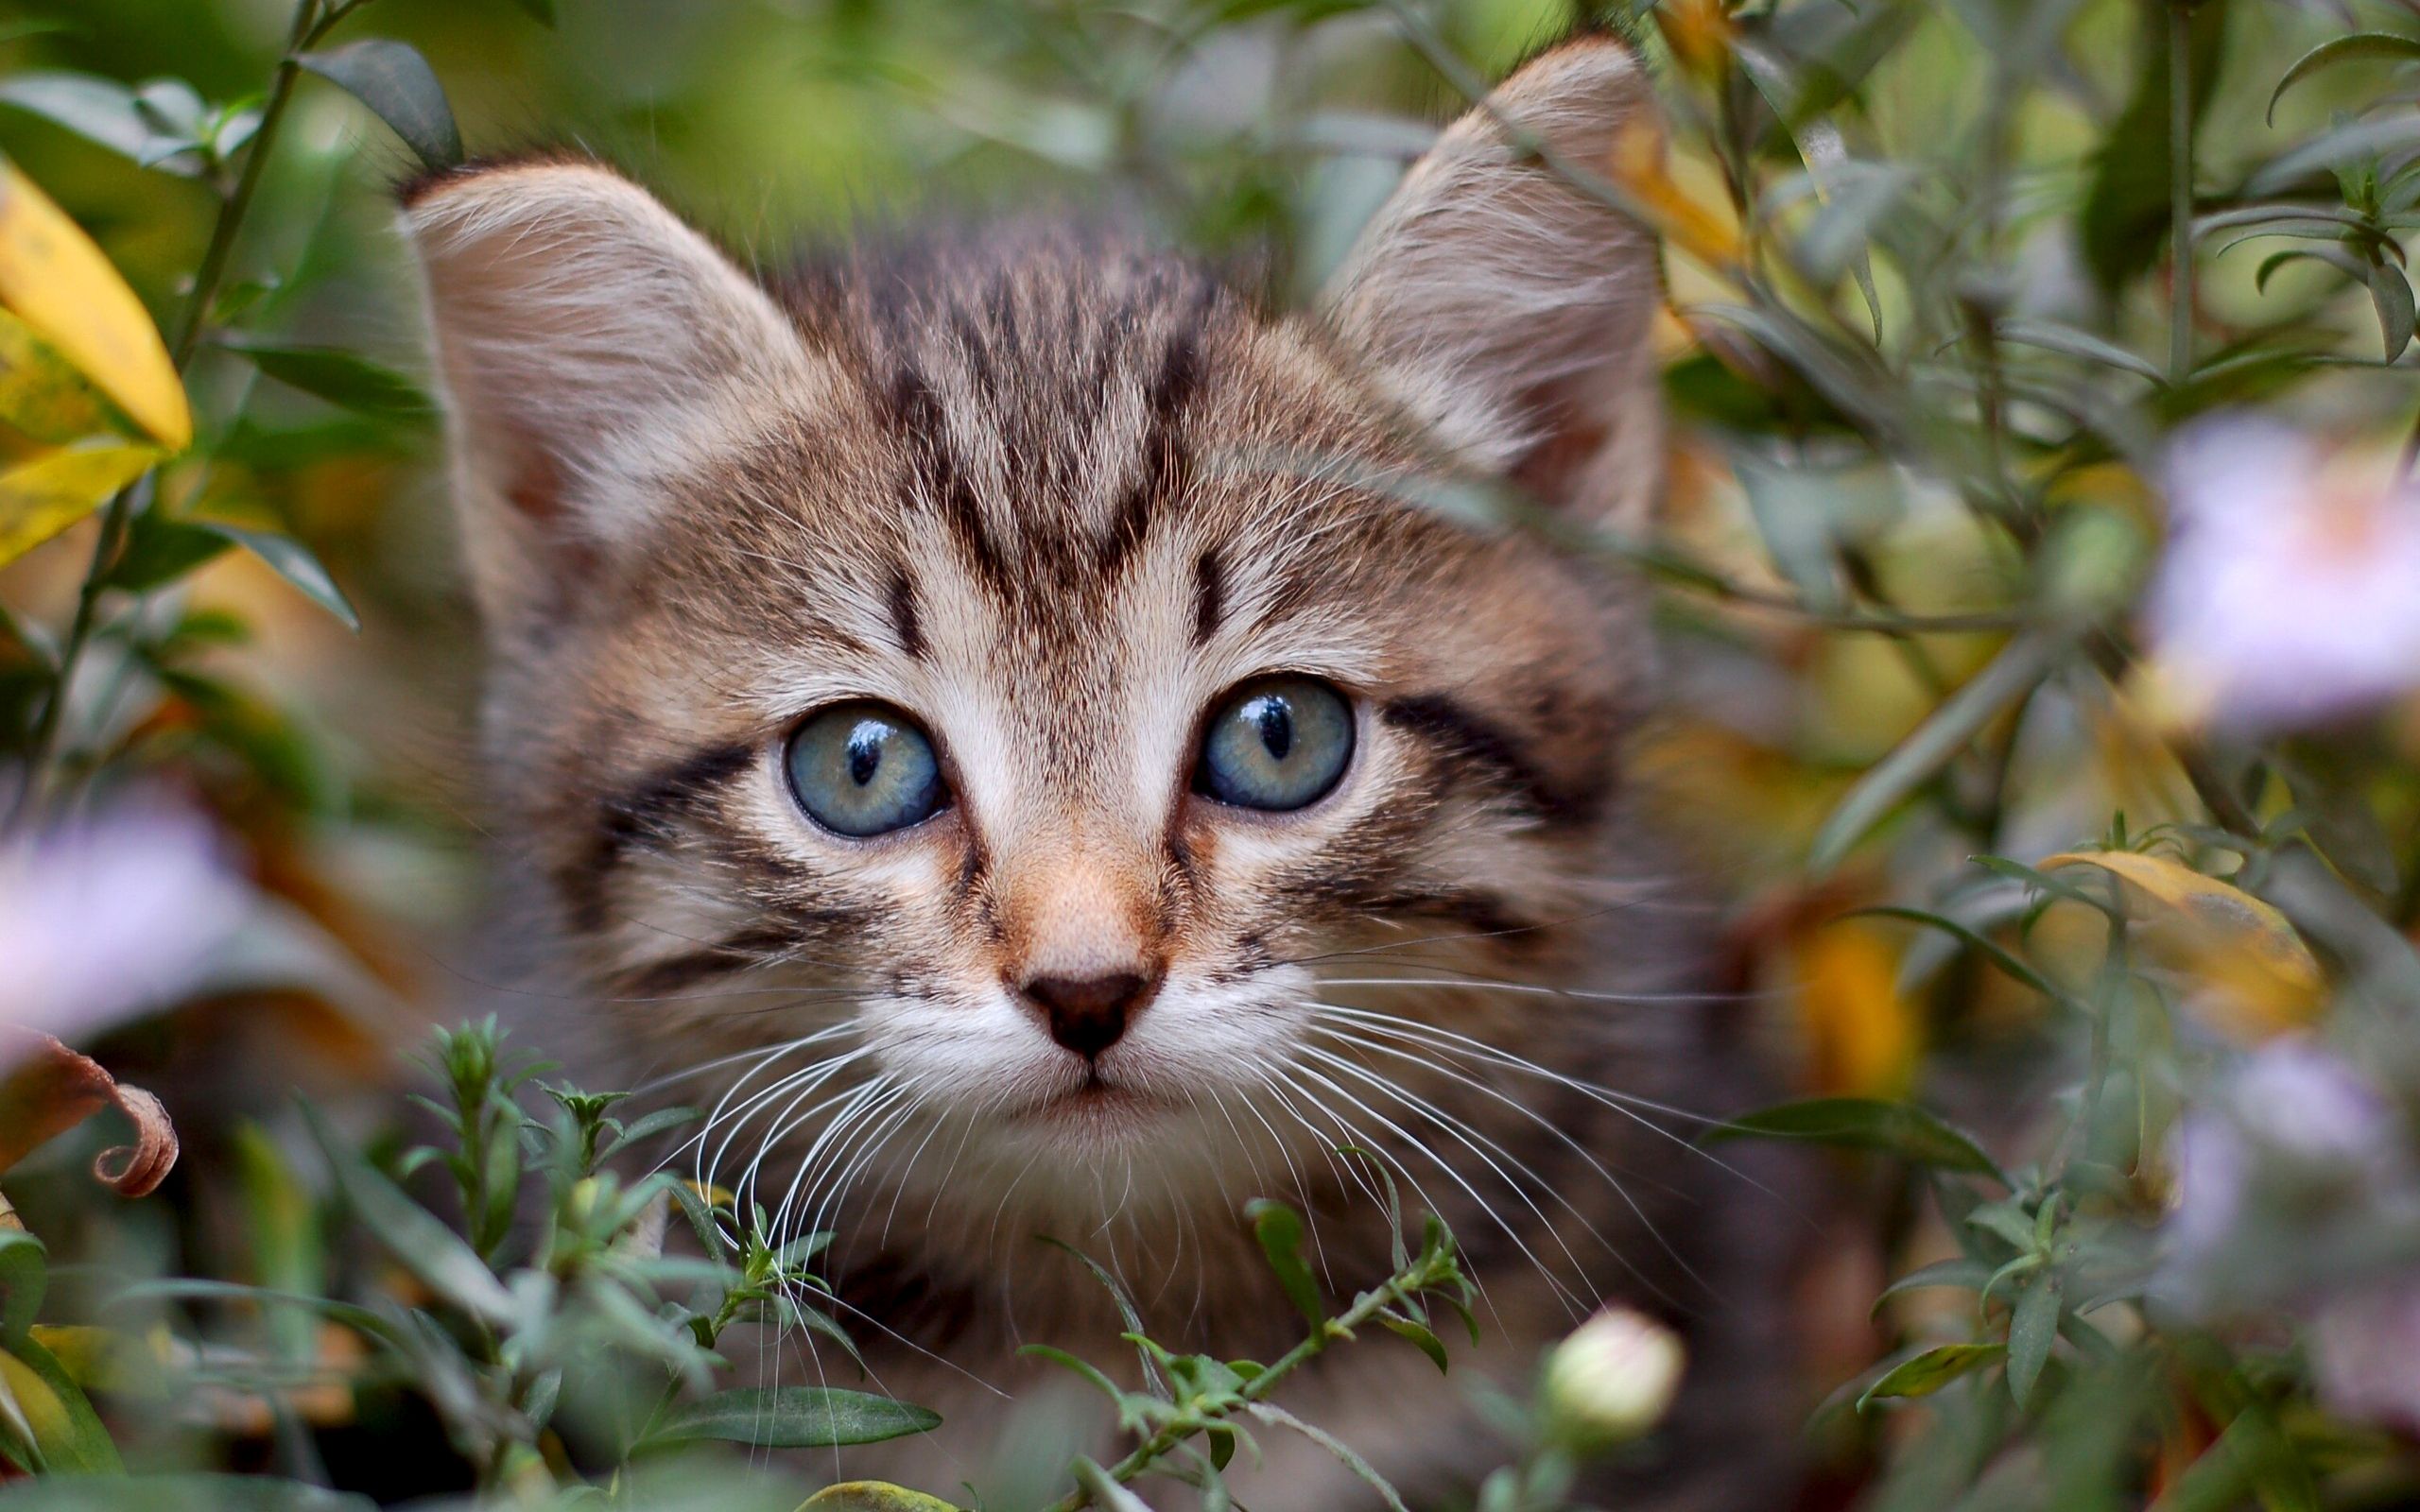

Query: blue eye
[784,702,948,837]
[1194,677,1355,812]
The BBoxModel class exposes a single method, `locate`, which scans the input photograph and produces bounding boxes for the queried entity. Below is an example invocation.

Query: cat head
[404,39,1667,1191]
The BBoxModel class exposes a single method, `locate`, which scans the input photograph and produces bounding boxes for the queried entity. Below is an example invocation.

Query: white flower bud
[1539,1306,1685,1451]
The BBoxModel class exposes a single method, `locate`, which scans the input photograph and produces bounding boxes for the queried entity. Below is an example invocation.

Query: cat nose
[1022,971,1159,1060]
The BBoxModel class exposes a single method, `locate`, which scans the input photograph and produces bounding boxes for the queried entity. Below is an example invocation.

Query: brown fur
[407,39,1800,1511]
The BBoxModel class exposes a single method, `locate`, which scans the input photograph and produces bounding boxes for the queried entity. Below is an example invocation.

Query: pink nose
[1022,971,1158,1059]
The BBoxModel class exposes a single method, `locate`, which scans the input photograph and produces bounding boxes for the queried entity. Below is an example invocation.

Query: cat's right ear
[400,161,815,627]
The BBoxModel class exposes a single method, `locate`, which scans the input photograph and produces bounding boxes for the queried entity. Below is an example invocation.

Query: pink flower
[2313,1280,2420,1435]
[0,801,247,1045]
[2148,419,2420,730]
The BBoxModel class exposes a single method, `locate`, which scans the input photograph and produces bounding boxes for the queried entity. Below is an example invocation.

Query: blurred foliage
[6,0,2420,1506]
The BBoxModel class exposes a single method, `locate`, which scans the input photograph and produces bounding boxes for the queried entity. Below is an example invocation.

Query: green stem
[2167,0,2196,387]
[6,0,320,833]
[1043,1254,1457,1512]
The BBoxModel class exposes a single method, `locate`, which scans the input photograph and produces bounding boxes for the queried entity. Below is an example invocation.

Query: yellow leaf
[801,1484,967,1512]
[1790,920,1920,1096]
[1604,117,1742,271]
[0,439,159,565]
[2040,850,2325,1039]
[26,1326,164,1400]
[1651,0,1736,82]
[0,1349,72,1463]
[0,308,122,445]
[0,159,190,451]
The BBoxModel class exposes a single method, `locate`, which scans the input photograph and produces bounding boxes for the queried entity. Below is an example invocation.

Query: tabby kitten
[406,36,1797,1511]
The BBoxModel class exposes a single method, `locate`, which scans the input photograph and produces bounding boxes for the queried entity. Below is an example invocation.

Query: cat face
[406,42,1665,1193]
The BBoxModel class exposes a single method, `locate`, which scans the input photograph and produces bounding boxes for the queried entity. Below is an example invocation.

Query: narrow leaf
[301,1103,512,1325]
[638,1386,938,1450]
[1857,1342,2007,1411]
[2269,33,2420,125]
[221,340,434,428]
[2006,1271,2062,1407]
[1245,1198,1324,1327]
[1809,629,2064,874]
[1705,1096,2006,1182]
[2368,258,2416,360]
[207,524,359,631]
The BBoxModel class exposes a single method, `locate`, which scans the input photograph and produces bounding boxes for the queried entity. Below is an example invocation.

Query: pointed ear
[1322,39,1664,532]
[400,161,815,626]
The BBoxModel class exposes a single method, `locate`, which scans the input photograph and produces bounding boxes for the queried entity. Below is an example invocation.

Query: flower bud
[1539,1307,1685,1452]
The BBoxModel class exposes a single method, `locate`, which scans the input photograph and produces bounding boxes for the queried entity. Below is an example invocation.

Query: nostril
[1022,971,1156,1059]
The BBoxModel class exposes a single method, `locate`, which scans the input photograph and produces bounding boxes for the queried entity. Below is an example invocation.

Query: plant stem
[2167,1,2196,387]
[6,0,320,833]
[1043,1252,1457,1512]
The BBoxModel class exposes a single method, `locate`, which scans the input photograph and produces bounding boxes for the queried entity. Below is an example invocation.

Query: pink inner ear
[501,421,567,524]
[1508,374,1613,508]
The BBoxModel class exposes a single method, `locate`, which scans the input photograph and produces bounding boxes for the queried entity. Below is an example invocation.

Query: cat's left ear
[1322,37,1663,533]
[398,159,820,629]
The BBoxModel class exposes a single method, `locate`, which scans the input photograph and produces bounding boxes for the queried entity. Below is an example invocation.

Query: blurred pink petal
[2150,418,2420,730]
[0,800,248,1043]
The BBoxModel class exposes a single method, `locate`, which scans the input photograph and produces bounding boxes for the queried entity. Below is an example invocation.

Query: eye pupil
[1253,698,1293,761]
[847,725,883,786]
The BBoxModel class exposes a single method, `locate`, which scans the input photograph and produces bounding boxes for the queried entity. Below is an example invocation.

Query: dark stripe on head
[1191,547,1225,647]
[1381,694,1605,827]
[888,365,1010,590]
[569,742,757,933]
[886,567,926,661]
[1097,292,1210,576]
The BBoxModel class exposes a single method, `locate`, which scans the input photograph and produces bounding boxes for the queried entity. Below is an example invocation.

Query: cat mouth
[1017,1072,1161,1125]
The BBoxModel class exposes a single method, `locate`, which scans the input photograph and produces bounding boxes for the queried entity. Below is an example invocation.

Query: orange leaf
[0,1031,178,1197]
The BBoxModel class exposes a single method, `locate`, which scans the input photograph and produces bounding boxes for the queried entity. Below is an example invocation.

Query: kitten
[405,36,1799,1511]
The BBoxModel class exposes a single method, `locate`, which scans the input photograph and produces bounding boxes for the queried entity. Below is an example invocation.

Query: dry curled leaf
[2039,851,2325,1040]
[0,1030,178,1197]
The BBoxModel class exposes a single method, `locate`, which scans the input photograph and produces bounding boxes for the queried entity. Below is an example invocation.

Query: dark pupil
[1250,696,1293,762]
[846,722,886,787]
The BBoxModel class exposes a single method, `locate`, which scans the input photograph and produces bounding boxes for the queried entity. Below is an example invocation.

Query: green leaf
[637,1386,938,1451]
[2269,33,2420,126]
[207,524,359,631]
[107,515,232,593]
[0,1333,122,1473]
[297,40,462,170]
[1808,629,2065,874]
[2367,258,2415,360]
[1039,1236,1166,1397]
[1705,1096,2006,1182]
[1857,1342,2007,1411]
[2006,1271,2062,1407]
[1377,1314,1449,1373]
[221,340,434,428]
[0,73,196,173]
[301,1103,512,1325]
[1245,1197,1323,1327]
[1994,318,2168,386]
[1871,1257,1991,1316]
[0,1231,43,1344]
